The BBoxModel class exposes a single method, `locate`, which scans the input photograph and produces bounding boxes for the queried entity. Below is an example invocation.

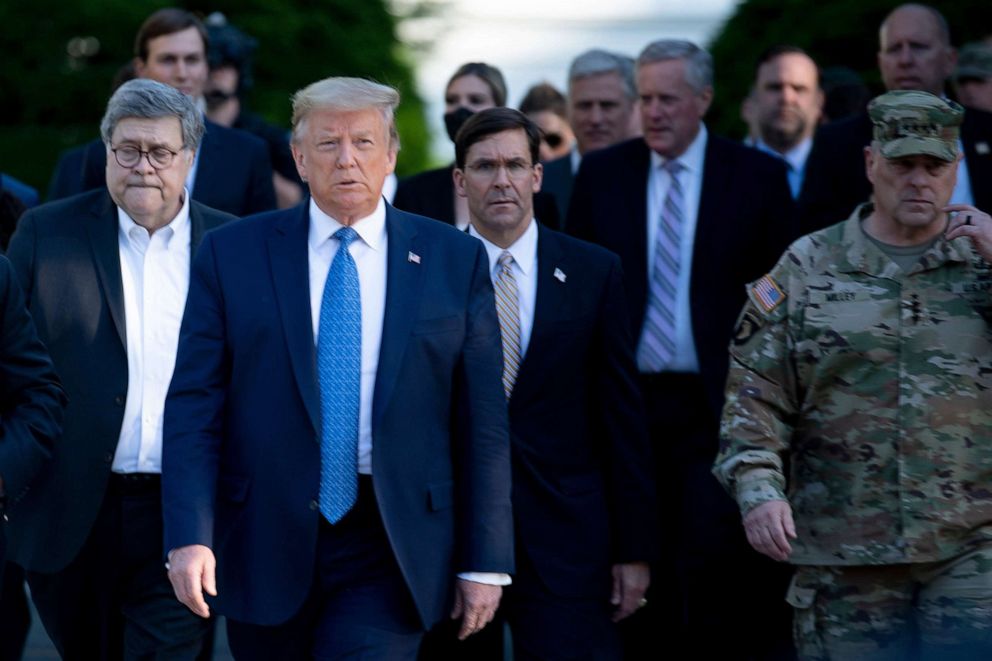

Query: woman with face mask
[394,62,560,230]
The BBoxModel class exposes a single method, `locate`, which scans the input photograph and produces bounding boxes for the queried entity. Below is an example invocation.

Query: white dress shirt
[308,197,388,476]
[469,219,539,359]
[952,139,974,206]
[642,124,707,374]
[310,198,510,586]
[113,192,192,473]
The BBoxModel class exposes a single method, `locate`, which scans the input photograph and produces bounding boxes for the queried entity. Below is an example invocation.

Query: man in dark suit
[800,3,992,232]
[47,8,275,216]
[543,49,639,221]
[567,39,796,659]
[6,79,234,659]
[0,254,65,580]
[163,76,513,660]
[452,107,654,659]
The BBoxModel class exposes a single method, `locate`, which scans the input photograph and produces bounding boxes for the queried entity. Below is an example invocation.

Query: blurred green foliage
[707,0,992,139]
[0,0,429,195]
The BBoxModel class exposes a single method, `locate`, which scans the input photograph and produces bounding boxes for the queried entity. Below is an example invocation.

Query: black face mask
[444,107,475,142]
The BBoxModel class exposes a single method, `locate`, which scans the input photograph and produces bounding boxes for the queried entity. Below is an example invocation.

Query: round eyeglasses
[110,145,181,169]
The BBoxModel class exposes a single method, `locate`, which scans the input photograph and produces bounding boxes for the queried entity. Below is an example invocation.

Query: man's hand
[610,561,650,622]
[450,579,502,641]
[743,500,796,562]
[945,205,992,261]
[166,544,217,618]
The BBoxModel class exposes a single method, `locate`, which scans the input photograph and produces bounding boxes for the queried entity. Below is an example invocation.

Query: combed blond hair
[291,77,400,151]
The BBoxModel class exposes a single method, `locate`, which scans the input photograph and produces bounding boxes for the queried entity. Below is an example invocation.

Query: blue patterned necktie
[317,226,361,524]
[493,251,521,399]
[639,159,684,370]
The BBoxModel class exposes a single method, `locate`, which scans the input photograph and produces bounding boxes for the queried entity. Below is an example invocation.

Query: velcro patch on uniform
[751,275,786,313]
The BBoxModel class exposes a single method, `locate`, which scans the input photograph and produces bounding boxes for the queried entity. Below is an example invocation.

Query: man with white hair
[568,38,796,658]
[162,76,514,659]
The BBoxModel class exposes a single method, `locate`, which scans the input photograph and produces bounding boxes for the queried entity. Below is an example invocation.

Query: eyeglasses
[466,160,534,179]
[542,132,564,149]
[110,145,182,169]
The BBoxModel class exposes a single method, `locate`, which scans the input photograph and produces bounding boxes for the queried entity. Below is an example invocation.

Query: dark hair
[206,14,258,95]
[134,8,208,62]
[519,82,567,119]
[753,44,819,82]
[447,63,507,107]
[455,107,541,169]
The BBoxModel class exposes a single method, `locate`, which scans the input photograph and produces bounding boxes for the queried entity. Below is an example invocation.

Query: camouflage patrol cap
[868,90,963,162]
[956,42,992,80]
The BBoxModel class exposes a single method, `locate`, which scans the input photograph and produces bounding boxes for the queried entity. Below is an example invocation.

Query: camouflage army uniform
[714,203,992,660]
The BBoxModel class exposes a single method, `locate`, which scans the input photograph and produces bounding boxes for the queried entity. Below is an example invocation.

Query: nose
[492,164,512,187]
[897,43,914,65]
[781,85,798,105]
[907,163,929,187]
[589,104,604,124]
[335,140,357,168]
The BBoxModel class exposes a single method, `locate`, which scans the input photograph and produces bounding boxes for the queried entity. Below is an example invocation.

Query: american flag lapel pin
[408,251,421,264]
[553,267,566,283]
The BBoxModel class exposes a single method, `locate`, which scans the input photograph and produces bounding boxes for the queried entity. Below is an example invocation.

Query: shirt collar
[117,187,191,247]
[469,218,538,276]
[754,136,813,172]
[308,196,387,252]
[570,146,582,174]
[650,123,708,174]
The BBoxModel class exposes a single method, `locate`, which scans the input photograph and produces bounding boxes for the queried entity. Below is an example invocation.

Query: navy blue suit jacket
[508,225,653,598]
[162,202,514,628]
[4,189,233,572]
[567,134,796,418]
[539,154,575,223]
[0,255,65,569]
[46,119,276,216]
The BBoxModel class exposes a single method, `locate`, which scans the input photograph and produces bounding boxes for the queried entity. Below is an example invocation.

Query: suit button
[104,452,113,463]
[114,395,124,406]
[309,499,318,511]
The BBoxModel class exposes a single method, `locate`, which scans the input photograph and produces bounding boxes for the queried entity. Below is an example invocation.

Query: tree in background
[0,0,430,194]
[707,0,992,138]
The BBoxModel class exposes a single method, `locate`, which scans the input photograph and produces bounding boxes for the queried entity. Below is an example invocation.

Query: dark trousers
[0,562,30,661]
[619,373,795,661]
[27,473,210,661]
[227,477,423,660]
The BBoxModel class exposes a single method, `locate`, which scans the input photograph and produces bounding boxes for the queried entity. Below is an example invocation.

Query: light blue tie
[639,159,684,370]
[317,226,361,524]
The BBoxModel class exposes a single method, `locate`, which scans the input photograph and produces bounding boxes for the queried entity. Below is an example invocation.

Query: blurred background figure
[393,62,559,229]
[204,13,306,209]
[954,41,992,112]
[543,49,638,220]
[819,66,871,123]
[518,82,575,161]
[741,46,823,198]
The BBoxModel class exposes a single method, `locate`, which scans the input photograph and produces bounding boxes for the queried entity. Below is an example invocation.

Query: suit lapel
[512,225,565,401]
[267,205,320,433]
[192,121,220,194]
[189,201,208,253]
[85,192,127,349]
[372,206,425,432]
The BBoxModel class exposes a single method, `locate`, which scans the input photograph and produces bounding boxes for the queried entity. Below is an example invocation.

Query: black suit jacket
[508,225,653,598]
[4,189,234,572]
[799,108,992,232]
[393,164,562,230]
[540,154,575,222]
[567,134,796,416]
[47,119,276,216]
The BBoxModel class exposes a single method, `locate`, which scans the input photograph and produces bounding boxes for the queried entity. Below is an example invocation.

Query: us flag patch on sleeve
[751,275,785,313]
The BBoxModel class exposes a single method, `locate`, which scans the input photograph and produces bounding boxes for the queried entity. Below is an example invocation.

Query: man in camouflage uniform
[714,90,992,660]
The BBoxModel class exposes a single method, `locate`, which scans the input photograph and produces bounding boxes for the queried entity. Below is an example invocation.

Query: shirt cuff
[457,571,512,586]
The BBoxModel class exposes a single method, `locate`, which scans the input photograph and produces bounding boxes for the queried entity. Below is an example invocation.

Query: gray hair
[637,40,714,94]
[568,49,637,100]
[100,79,204,149]
[291,77,401,151]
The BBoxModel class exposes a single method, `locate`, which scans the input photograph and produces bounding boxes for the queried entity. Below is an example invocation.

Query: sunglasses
[542,131,564,149]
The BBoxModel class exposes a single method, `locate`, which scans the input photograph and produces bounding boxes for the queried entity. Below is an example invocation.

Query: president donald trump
[162,77,514,659]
